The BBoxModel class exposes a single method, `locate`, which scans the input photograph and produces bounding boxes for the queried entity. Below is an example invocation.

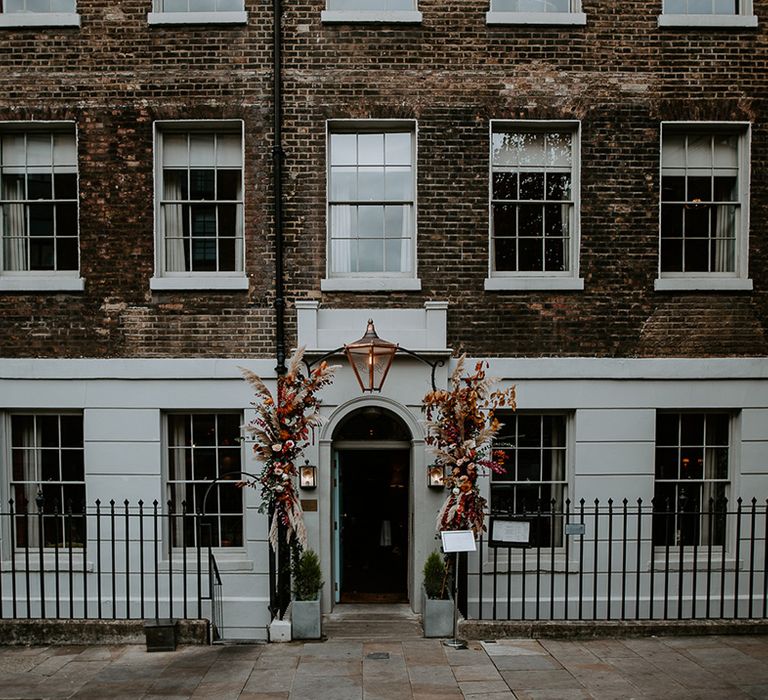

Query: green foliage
[423,551,448,600]
[292,549,323,601]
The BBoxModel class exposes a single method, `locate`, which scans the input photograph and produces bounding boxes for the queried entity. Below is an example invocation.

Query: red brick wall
[0,0,765,358]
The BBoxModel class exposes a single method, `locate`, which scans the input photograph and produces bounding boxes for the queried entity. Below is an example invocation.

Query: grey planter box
[291,598,321,639]
[422,587,454,638]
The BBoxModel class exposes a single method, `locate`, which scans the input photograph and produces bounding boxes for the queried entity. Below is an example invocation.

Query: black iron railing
[0,499,217,622]
[466,497,768,621]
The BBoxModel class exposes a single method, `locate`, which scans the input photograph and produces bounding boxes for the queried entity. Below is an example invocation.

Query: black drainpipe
[273,0,286,378]
[271,0,291,622]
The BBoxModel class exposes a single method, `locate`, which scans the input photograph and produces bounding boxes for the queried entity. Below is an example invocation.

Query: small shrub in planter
[291,549,323,639]
[422,551,454,638]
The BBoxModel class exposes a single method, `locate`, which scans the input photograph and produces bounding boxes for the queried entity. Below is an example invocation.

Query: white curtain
[331,204,353,273]
[235,178,244,272]
[550,419,565,546]
[163,177,186,272]
[169,416,189,545]
[713,205,734,272]
[2,178,27,271]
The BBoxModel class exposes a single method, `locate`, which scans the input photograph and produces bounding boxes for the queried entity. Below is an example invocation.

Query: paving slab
[0,632,767,699]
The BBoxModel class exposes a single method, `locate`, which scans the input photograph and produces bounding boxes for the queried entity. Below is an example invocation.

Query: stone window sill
[0,276,84,292]
[147,11,247,25]
[486,11,586,25]
[657,13,757,27]
[321,277,422,291]
[0,12,80,27]
[654,277,753,292]
[320,10,422,23]
[484,277,584,291]
[150,276,249,291]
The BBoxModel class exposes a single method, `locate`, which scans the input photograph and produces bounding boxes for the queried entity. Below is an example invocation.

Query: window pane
[358,239,383,272]
[357,167,385,200]
[217,170,240,200]
[705,414,729,446]
[519,172,544,200]
[656,414,679,446]
[493,236,516,272]
[189,135,215,167]
[357,205,384,237]
[656,448,679,479]
[190,170,215,200]
[216,134,242,167]
[331,167,357,200]
[331,134,357,166]
[493,172,517,200]
[384,132,411,165]
[28,174,53,200]
[385,166,412,200]
[358,133,384,165]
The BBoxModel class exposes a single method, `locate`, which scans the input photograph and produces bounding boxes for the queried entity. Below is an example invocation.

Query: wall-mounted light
[299,460,317,490]
[427,464,445,489]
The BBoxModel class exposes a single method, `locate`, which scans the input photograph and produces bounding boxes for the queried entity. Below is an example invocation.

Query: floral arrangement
[241,348,337,551]
[423,355,516,535]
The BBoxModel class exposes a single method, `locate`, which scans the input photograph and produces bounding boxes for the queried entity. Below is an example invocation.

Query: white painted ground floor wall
[0,355,767,639]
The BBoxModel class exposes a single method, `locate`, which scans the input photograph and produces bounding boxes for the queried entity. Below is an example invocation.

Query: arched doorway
[332,406,411,603]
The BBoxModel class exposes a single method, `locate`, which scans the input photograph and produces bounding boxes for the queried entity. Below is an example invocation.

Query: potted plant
[291,548,323,639]
[422,551,454,638]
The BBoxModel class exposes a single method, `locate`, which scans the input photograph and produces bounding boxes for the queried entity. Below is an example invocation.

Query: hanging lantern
[344,319,398,393]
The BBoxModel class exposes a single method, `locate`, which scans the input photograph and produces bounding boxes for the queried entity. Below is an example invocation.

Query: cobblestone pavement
[0,635,766,699]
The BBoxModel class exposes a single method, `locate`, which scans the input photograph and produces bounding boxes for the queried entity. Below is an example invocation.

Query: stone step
[323,619,423,640]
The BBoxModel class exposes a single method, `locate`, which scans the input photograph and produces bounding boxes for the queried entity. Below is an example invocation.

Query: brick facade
[1,0,766,358]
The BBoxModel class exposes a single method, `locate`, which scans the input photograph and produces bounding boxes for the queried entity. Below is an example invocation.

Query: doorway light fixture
[427,464,445,489]
[299,460,317,490]
[303,319,444,393]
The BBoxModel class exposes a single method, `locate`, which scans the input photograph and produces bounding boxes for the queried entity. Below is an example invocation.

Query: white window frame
[151,120,248,291]
[655,122,752,291]
[486,0,586,25]
[485,120,583,291]
[5,411,86,551]
[0,0,80,27]
[163,411,246,553]
[658,0,757,27]
[322,119,421,292]
[0,121,83,292]
[321,0,422,24]
[652,411,734,552]
[147,0,247,25]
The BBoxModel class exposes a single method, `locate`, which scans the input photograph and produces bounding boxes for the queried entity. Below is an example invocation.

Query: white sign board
[491,519,531,545]
[440,530,477,553]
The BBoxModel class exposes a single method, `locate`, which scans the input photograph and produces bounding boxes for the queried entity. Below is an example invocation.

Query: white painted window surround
[321,10,422,22]
[0,12,80,27]
[151,120,247,292]
[486,120,584,292]
[0,123,82,291]
[147,11,247,25]
[656,122,752,292]
[487,0,586,24]
[486,11,586,24]
[323,119,420,292]
[659,0,757,26]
